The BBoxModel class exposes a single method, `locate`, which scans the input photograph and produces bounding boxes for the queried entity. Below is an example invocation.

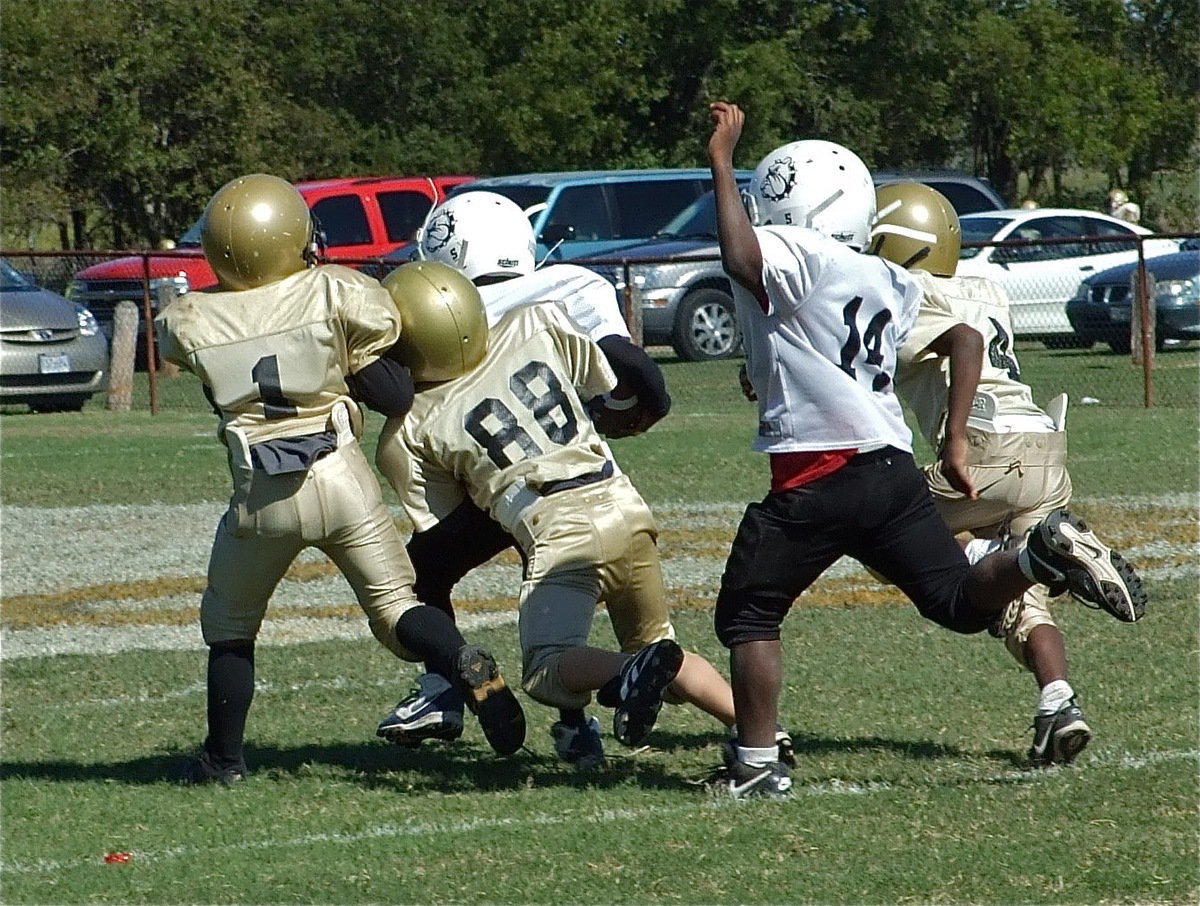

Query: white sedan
[957,208,1180,345]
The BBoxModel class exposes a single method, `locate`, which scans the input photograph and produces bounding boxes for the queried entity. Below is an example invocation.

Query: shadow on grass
[0,737,698,793]
[1,726,1030,792]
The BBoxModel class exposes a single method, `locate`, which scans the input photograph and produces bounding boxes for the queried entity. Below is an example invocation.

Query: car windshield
[959,216,1012,259]
[654,192,718,240]
[0,259,35,291]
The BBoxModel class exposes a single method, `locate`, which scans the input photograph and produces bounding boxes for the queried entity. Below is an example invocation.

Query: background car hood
[586,237,720,262]
[0,288,80,330]
[1085,250,1199,286]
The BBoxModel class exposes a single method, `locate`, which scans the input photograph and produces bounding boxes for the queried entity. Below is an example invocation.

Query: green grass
[1,347,1197,904]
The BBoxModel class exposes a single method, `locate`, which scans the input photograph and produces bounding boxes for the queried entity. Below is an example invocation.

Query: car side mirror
[540,224,577,246]
[991,246,1013,269]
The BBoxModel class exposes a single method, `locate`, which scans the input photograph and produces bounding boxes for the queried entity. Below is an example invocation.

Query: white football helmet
[416,191,536,282]
[745,140,876,250]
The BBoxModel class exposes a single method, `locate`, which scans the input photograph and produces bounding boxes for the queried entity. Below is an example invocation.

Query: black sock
[596,675,622,708]
[396,606,467,679]
[204,642,254,769]
[558,708,587,728]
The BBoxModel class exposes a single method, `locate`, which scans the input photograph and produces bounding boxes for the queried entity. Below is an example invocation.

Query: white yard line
[2,748,1195,876]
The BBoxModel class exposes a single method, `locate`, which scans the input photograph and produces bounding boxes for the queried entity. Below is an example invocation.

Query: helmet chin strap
[536,239,565,270]
[305,214,326,267]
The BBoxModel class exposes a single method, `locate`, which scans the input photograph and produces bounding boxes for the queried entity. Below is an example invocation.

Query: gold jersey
[898,271,1049,447]
[377,302,617,532]
[156,265,400,443]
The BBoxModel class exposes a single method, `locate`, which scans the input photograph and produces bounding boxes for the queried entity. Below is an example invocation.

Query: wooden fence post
[106,300,138,411]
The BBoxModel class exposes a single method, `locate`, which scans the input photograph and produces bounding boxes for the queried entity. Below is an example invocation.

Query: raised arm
[707,101,766,309]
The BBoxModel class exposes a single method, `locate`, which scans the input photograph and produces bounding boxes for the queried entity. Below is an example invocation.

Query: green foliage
[1,0,1197,248]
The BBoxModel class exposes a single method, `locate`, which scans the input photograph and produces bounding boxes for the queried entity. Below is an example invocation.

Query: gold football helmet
[868,182,961,277]
[381,261,488,382]
[201,174,314,290]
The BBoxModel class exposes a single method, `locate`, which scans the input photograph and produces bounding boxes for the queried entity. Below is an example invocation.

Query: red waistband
[769,449,857,492]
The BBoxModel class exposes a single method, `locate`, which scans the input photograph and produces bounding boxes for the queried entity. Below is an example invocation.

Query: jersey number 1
[252,355,298,419]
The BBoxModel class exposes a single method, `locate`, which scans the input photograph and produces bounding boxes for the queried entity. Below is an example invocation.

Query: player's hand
[938,436,977,499]
[588,395,649,439]
[707,101,744,164]
[737,363,757,402]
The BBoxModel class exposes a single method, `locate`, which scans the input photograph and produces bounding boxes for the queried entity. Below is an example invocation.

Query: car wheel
[1113,333,1169,354]
[671,287,741,361]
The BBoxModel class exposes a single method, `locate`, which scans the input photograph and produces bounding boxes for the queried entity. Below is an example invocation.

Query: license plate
[1112,308,1131,323]
[38,353,70,374]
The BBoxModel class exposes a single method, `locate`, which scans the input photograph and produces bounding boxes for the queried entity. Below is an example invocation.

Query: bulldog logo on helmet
[422,210,457,254]
[760,156,797,202]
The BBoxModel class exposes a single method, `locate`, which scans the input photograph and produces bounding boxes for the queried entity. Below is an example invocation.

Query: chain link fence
[2,233,1197,414]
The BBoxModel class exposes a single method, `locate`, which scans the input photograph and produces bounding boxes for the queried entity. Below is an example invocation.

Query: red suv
[66,174,475,351]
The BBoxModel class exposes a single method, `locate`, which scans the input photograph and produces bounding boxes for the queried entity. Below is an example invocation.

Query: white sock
[1037,679,1074,715]
[963,538,1003,566]
[735,744,779,768]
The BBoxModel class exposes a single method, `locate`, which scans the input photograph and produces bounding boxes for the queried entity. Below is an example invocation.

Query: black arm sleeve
[597,335,671,419]
[345,356,415,418]
[406,500,518,616]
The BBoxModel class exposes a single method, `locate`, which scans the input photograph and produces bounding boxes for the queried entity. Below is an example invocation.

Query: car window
[1001,216,1087,263]
[1,259,35,290]
[1082,217,1137,256]
[959,216,1011,259]
[310,195,372,247]
[545,185,612,241]
[925,181,994,216]
[657,191,718,238]
[379,190,435,243]
[611,179,704,239]
[177,221,203,247]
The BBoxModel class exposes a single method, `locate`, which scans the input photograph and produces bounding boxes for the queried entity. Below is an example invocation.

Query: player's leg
[180,507,303,784]
[317,442,525,755]
[714,490,842,797]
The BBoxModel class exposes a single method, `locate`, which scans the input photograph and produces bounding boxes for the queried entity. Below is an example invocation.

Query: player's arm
[406,500,517,615]
[707,101,766,309]
[346,355,415,417]
[927,323,983,499]
[590,335,672,437]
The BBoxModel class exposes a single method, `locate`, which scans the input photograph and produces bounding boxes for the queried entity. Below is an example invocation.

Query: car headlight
[1155,276,1198,304]
[149,273,191,299]
[75,304,101,337]
[633,263,691,293]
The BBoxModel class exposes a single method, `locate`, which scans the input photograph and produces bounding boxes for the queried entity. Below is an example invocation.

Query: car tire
[1110,332,1167,354]
[671,287,741,362]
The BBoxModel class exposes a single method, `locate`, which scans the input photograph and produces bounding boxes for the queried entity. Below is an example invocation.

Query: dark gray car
[1065,249,1199,353]
[1,259,109,412]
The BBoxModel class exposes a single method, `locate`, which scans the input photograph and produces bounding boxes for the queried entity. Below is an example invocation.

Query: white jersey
[478,264,630,343]
[733,226,920,454]
[376,303,618,532]
[898,271,1053,447]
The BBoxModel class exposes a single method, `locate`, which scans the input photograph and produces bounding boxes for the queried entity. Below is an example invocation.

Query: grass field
[1,349,1197,905]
